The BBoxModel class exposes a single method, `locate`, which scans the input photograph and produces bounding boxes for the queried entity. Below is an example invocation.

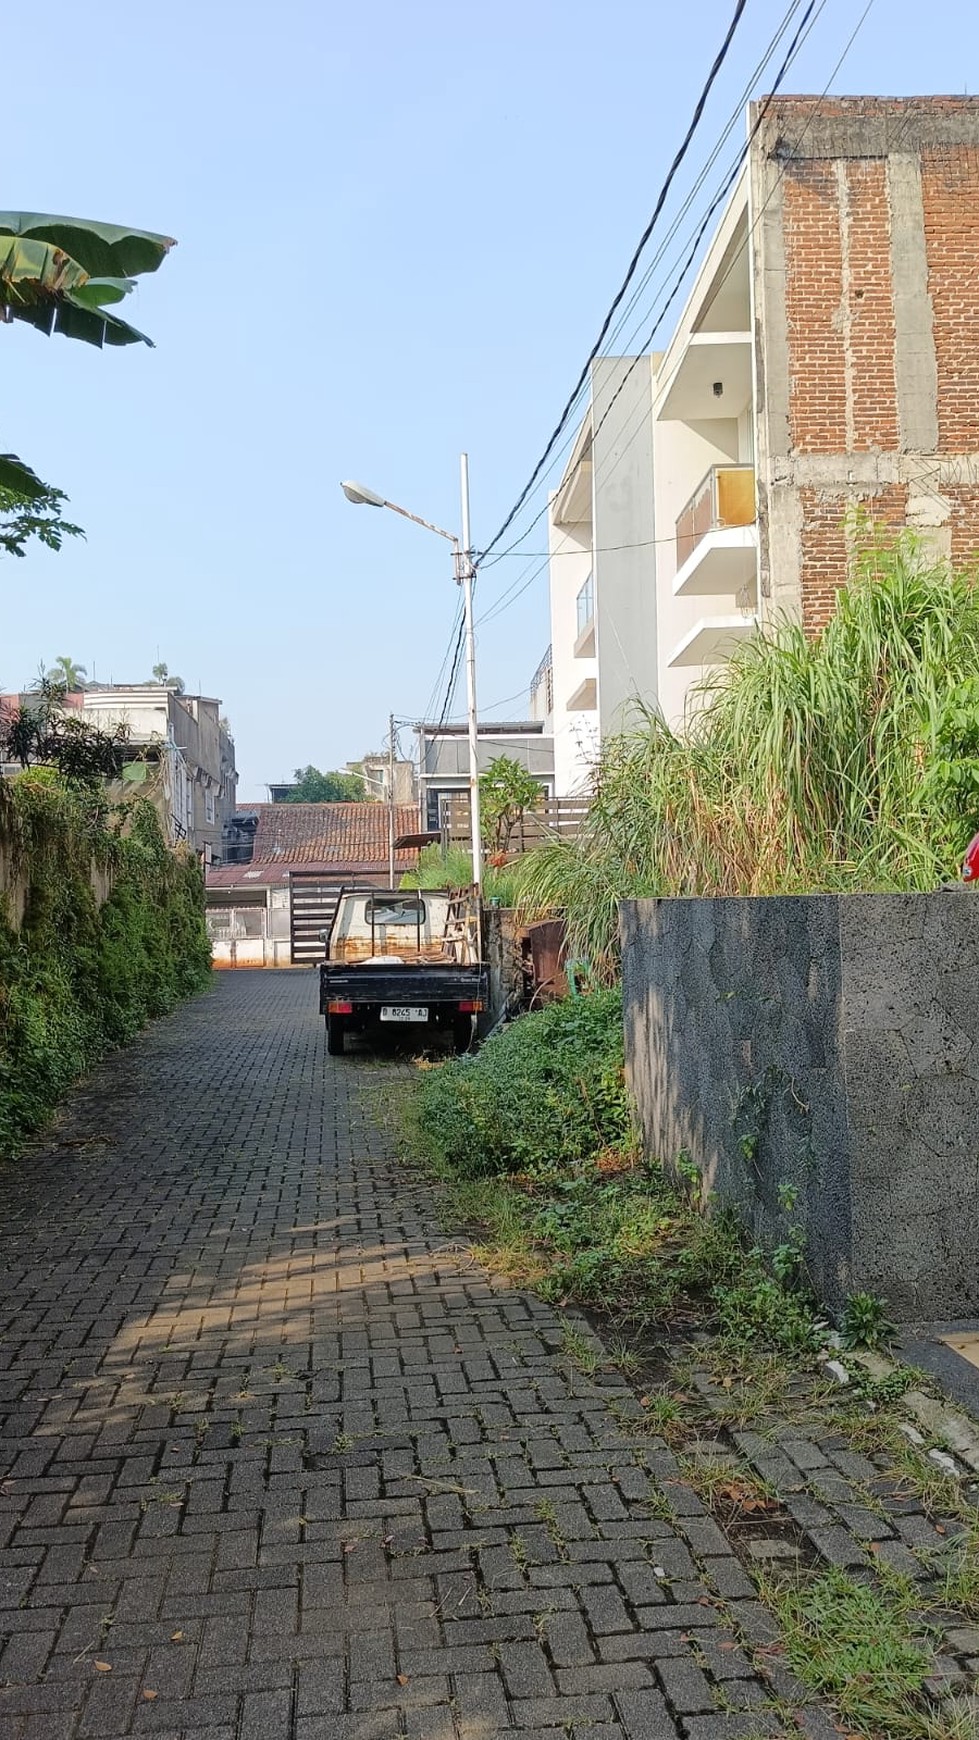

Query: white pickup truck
[318,886,487,1056]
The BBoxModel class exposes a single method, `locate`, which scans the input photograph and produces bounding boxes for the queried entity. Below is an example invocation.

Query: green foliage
[407,990,631,1179]
[401,842,520,904]
[0,482,83,560]
[479,756,543,854]
[283,765,366,802]
[1,679,128,780]
[767,1567,931,1737]
[0,776,211,1157]
[518,530,979,976]
[150,662,184,693]
[43,656,87,689]
[0,211,175,349]
[841,1290,897,1351]
[408,993,828,1352]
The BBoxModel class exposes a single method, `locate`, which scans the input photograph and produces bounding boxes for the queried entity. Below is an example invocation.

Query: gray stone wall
[621,892,979,1322]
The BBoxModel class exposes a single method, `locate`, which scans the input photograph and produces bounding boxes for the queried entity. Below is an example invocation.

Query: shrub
[407,989,630,1178]
[0,777,211,1156]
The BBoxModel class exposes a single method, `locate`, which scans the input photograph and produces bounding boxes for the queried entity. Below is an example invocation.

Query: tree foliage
[283,765,366,802]
[151,662,185,693]
[479,756,543,854]
[0,479,83,560]
[1,678,128,781]
[44,656,87,689]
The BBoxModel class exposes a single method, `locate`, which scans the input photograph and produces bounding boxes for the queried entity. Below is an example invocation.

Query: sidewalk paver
[0,970,824,1739]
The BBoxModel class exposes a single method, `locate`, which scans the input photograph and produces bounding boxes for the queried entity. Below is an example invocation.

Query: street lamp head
[340,479,386,508]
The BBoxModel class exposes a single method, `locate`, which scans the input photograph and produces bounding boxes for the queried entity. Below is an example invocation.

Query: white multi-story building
[541,356,660,793]
[535,95,979,793]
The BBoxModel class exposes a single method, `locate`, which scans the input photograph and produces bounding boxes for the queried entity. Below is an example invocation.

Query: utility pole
[387,711,396,888]
[340,461,482,892]
[458,453,482,893]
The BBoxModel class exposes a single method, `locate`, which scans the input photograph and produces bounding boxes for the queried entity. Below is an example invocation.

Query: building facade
[205,801,420,966]
[81,686,237,863]
[537,95,979,790]
[414,721,554,833]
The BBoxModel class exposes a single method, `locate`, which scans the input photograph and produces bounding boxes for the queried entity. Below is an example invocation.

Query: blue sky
[3,0,976,797]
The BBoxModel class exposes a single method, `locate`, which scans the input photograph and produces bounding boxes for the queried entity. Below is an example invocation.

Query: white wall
[547,504,597,794]
[591,357,658,738]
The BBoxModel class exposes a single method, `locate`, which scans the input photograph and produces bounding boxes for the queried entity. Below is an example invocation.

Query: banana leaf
[0,454,46,499]
[0,237,155,345]
[11,295,154,348]
[0,213,175,278]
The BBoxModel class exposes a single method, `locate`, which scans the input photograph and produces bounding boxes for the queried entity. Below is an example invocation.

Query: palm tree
[151,663,185,693]
[46,655,88,691]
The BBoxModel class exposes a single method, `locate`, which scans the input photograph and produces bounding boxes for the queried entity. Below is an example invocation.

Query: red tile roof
[248,802,420,866]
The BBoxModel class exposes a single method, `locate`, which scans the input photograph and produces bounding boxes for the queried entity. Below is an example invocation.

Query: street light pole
[340,464,483,893]
[457,454,482,894]
[387,711,396,889]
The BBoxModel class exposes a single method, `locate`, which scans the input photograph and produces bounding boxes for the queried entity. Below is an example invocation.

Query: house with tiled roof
[205,802,421,967]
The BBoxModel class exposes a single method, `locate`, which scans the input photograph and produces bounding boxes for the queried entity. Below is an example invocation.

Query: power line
[477,0,752,566]
[595,0,812,361]
[475,0,873,632]
[421,595,464,725]
[435,614,467,730]
[421,0,876,719]
[589,0,821,451]
[475,0,818,578]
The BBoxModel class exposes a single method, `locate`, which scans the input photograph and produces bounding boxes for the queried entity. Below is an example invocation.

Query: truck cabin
[326,888,478,966]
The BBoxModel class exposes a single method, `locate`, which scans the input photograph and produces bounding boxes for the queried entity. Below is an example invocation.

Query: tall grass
[518,531,979,975]
[401,842,522,905]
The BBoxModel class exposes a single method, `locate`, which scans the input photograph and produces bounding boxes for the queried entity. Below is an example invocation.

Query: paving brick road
[0,971,823,1740]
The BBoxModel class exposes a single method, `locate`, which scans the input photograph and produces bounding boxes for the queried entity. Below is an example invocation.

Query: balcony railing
[675,465,755,570]
[530,645,554,718]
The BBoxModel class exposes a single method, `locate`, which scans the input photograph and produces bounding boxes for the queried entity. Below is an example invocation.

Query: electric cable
[476,0,822,577]
[474,0,874,628]
[477,0,752,565]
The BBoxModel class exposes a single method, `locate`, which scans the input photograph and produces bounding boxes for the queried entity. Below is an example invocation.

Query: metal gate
[288,873,347,966]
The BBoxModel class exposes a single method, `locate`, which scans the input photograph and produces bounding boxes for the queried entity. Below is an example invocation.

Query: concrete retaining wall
[211,937,294,969]
[621,892,979,1322]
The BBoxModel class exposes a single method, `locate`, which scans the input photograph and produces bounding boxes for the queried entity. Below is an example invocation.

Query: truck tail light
[458,1000,482,1014]
[329,1000,353,1015]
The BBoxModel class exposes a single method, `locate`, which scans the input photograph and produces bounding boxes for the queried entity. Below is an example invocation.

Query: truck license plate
[380,1006,428,1023]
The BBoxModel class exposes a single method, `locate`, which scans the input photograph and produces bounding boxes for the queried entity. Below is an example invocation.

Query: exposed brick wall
[783,164,847,454]
[799,487,908,634]
[758,98,979,634]
[799,491,848,633]
[846,159,899,452]
[783,159,898,456]
[947,487,979,566]
[921,146,979,451]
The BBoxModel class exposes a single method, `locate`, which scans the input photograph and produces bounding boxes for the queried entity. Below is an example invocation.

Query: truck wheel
[326,1014,346,1056]
[452,1017,473,1054]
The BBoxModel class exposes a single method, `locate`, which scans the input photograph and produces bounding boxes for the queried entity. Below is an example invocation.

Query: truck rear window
[365,896,426,925]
